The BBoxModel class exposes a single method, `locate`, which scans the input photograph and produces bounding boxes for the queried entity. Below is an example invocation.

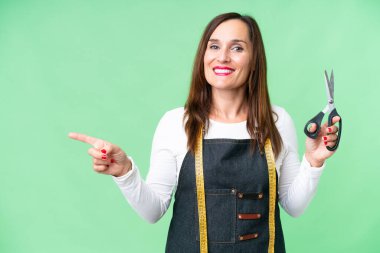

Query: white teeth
[214,69,233,74]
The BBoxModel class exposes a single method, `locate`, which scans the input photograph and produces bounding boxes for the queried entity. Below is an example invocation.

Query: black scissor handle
[326,108,342,151]
[304,111,325,139]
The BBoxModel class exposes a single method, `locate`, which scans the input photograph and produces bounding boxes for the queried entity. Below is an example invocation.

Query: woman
[69,12,340,252]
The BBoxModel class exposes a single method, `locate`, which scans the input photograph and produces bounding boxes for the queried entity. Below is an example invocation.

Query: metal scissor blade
[330,69,334,99]
[324,69,334,101]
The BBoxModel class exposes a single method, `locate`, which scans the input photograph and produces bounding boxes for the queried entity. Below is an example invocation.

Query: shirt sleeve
[276,108,325,217]
[112,111,178,224]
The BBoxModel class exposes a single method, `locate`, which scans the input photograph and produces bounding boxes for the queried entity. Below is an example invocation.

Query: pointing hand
[68,132,132,177]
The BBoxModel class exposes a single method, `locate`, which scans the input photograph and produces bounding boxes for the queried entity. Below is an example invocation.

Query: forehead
[209,19,250,42]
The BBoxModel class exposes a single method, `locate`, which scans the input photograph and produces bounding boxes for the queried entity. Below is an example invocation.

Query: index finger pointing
[68,132,100,146]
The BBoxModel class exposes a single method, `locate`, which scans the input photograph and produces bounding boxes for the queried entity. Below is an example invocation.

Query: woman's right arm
[112,112,179,223]
[69,111,180,224]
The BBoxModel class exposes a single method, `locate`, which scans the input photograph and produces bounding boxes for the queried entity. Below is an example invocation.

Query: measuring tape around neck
[264,138,277,253]
[195,127,208,253]
[195,129,276,253]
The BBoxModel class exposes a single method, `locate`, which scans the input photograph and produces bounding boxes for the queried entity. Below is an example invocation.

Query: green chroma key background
[0,0,379,252]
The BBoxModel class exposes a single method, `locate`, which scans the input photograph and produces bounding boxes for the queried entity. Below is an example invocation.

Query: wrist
[112,160,132,177]
[305,153,324,167]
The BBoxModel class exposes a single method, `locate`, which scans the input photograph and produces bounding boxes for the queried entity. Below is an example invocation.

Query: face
[204,19,252,91]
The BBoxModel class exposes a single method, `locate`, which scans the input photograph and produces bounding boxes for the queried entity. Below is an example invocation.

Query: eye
[232,46,244,52]
[209,44,219,50]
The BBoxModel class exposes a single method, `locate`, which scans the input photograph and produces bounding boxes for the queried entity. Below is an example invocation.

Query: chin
[209,83,242,91]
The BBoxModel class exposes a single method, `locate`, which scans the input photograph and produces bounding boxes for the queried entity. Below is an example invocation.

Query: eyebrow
[208,38,248,44]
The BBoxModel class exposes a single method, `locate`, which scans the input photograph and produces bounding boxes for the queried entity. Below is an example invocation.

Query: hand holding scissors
[304,70,342,151]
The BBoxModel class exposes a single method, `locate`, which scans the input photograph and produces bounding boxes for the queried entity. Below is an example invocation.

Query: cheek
[203,52,212,66]
[203,54,214,79]
[237,57,251,74]
[204,67,213,83]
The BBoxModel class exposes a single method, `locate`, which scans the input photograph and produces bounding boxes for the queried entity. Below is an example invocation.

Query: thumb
[331,116,341,124]
[308,123,317,133]
[105,143,125,158]
[98,142,116,156]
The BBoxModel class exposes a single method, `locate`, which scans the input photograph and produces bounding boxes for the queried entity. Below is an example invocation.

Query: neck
[209,87,248,123]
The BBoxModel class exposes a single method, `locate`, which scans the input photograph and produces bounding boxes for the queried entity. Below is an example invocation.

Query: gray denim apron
[165,139,286,253]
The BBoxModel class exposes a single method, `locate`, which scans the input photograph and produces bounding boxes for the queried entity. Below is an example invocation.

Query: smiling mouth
[213,67,235,76]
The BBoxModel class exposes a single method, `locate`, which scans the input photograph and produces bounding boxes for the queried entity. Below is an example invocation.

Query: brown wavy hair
[183,12,283,157]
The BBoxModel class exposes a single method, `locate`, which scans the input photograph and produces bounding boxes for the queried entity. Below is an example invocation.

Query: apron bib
[166,139,286,253]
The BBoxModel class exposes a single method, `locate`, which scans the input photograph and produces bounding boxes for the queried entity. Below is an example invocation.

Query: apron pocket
[195,188,236,243]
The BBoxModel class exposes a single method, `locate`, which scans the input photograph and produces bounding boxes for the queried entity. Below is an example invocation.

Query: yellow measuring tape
[264,138,277,253]
[195,127,208,253]
[195,128,276,253]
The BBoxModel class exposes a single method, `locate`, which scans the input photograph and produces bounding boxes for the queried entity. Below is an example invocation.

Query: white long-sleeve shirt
[113,106,325,223]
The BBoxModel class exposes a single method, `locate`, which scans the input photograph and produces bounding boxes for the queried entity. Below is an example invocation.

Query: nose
[217,47,231,63]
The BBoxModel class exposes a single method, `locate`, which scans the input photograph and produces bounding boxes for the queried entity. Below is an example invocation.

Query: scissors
[304,69,342,151]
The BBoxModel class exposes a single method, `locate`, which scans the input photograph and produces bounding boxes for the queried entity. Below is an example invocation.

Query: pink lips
[213,66,235,76]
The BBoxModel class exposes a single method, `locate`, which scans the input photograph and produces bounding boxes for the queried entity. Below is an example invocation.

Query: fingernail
[324,141,327,145]
[111,159,115,163]
[101,149,107,154]
[323,136,327,141]
[102,155,107,160]
[328,127,332,133]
